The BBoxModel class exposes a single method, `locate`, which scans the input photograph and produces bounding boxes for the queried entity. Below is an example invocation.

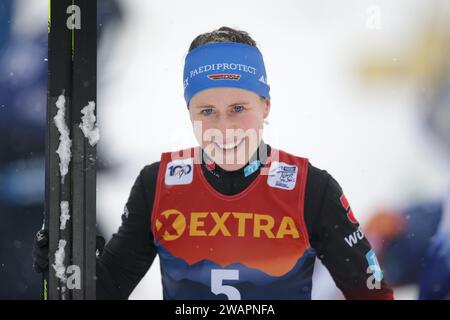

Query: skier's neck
[201,140,271,177]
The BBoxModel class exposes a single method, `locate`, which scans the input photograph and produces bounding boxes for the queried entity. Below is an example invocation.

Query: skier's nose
[217,120,239,142]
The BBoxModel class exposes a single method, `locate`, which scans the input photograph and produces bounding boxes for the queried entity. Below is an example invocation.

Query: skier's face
[189,87,270,171]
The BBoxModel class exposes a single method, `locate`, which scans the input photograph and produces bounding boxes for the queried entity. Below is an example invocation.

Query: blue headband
[183,42,270,107]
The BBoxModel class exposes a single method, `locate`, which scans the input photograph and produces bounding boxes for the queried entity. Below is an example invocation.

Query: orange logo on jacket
[155,209,300,242]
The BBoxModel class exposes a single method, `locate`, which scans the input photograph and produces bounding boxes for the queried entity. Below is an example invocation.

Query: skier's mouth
[214,138,245,152]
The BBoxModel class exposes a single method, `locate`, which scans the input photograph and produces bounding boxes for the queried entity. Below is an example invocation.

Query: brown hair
[188,26,258,52]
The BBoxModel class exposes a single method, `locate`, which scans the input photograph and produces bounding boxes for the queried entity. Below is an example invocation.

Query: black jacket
[97,142,394,299]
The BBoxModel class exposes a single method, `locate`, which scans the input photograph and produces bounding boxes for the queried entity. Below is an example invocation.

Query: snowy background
[1,0,449,299]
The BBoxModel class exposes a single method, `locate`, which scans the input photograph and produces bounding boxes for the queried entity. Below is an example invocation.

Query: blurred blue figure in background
[0,1,12,51]
[419,219,450,299]
[365,202,442,288]
[0,0,47,299]
[364,65,450,301]
[418,80,450,300]
[366,198,450,299]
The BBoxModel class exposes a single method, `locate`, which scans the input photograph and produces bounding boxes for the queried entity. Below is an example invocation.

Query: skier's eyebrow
[227,102,249,107]
[193,102,249,109]
[193,104,215,109]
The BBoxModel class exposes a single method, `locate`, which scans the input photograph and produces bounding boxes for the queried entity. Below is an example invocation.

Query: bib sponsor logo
[155,209,300,241]
[267,162,297,190]
[165,158,194,185]
[155,209,186,241]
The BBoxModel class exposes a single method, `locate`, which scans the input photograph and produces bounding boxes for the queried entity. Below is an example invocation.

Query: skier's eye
[200,108,214,116]
[232,105,245,113]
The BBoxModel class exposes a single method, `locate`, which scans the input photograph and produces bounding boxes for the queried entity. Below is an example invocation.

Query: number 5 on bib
[211,269,241,300]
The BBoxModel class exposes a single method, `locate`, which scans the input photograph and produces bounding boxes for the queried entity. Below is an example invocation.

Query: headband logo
[259,75,267,84]
[188,63,256,79]
[207,74,241,81]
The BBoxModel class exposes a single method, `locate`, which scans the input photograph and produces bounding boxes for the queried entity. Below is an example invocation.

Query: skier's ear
[263,97,271,119]
[188,106,194,122]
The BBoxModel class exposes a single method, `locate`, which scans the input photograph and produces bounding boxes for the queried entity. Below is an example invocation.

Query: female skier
[34,26,394,300]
